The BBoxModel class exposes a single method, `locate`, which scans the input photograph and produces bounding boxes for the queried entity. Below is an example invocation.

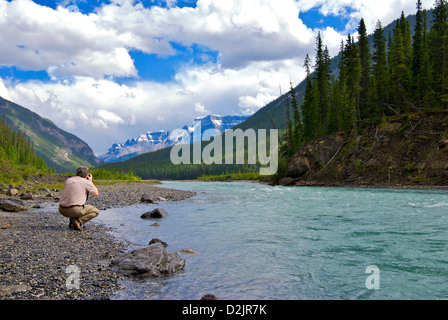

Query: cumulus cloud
[94,0,314,69]
[0,0,137,78]
[194,102,210,115]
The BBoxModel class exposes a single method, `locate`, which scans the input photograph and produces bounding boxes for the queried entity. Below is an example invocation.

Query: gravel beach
[0,180,196,300]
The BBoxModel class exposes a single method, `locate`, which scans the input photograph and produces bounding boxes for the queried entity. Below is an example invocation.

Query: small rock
[6,188,19,197]
[278,177,295,186]
[200,294,219,300]
[150,222,160,227]
[148,238,167,247]
[0,284,32,296]
[39,187,52,193]
[141,194,158,204]
[179,248,199,254]
[140,208,169,219]
[365,158,380,168]
[20,192,34,200]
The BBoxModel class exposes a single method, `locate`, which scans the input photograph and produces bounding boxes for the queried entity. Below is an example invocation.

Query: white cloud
[0,0,315,76]
[0,78,11,100]
[96,109,124,127]
[94,0,315,69]
[0,0,137,78]
[194,102,210,114]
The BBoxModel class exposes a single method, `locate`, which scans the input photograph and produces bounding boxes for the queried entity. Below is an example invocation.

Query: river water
[95,181,448,300]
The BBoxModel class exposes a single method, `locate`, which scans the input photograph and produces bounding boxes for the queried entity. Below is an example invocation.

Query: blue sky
[0,0,436,154]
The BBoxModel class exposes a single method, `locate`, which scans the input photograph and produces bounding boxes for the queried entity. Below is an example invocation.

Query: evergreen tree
[357,18,372,120]
[328,75,341,133]
[429,0,448,108]
[389,13,412,112]
[314,32,332,135]
[301,54,317,143]
[421,8,433,110]
[289,82,303,150]
[412,0,427,109]
[336,39,355,131]
[372,20,389,116]
[344,34,362,125]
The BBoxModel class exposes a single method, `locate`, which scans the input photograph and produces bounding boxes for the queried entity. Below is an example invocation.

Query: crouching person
[59,166,99,231]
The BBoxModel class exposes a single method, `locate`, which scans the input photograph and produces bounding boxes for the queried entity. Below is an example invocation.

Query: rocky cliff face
[279,111,448,188]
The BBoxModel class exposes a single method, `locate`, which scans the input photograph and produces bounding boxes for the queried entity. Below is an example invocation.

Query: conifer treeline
[282,0,448,157]
[0,117,47,171]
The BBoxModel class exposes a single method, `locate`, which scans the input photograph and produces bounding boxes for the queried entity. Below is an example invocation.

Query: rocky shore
[0,179,196,300]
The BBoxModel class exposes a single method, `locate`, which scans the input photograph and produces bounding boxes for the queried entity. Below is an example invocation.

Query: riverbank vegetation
[198,172,263,181]
[89,167,141,181]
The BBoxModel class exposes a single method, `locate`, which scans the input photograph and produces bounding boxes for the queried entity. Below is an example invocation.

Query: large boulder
[110,242,185,277]
[285,134,345,178]
[284,156,311,178]
[0,197,28,212]
[140,208,169,219]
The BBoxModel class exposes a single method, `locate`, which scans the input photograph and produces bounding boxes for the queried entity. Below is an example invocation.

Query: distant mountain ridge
[98,114,250,163]
[0,96,100,173]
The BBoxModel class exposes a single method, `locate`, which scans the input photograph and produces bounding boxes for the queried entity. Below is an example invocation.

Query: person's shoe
[68,218,74,229]
[72,218,83,231]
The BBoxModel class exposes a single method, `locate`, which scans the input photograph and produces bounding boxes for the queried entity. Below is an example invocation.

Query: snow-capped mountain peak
[98,114,249,163]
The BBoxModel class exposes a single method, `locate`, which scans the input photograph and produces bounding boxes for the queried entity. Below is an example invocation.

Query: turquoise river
[95,181,448,300]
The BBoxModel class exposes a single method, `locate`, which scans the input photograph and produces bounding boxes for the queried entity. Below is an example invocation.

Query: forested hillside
[280,0,446,159]
[0,117,48,183]
[277,0,448,187]
[0,96,100,173]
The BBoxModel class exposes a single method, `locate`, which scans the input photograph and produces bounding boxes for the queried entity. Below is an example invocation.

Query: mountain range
[98,114,250,163]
